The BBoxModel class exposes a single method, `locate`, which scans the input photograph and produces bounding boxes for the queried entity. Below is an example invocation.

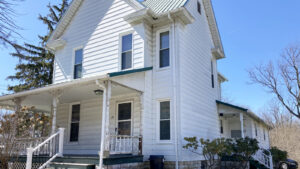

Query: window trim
[156,28,171,71]
[72,46,84,80]
[68,102,81,144]
[157,99,172,143]
[119,31,134,71]
[115,100,134,136]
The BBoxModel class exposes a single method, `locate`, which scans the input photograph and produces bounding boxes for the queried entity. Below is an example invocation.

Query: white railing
[26,128,64,169]
[109,135,141,155]
[252,148,273,169]
[14,137,47,155]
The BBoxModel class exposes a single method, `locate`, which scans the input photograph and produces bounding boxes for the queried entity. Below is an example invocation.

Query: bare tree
[260,101,300,164]
[0,0,23,51]
[249,44,300,119]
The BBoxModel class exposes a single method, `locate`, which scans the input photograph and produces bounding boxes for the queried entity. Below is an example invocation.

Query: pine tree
[7,0,69,93]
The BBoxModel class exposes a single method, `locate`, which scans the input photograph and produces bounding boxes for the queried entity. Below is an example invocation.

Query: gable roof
[46,0,224,57]
[141,0,188,14]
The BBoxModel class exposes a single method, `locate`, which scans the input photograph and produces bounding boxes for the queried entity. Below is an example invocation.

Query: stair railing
[252,148,273,169]
[26,128,65,169]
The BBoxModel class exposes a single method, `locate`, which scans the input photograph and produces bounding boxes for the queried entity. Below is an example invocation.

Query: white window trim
[156,27,171,71]
[68,102,81,144]
[115,100,134,136]
[72,46,84,80]
[119,31,134,71]
[156,99,172,144]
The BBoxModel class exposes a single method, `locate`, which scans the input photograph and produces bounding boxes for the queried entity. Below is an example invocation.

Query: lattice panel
[8,162,43,169]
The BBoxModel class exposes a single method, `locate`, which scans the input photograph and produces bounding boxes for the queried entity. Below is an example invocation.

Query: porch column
[240,113,245,138]
[51,90,62,134]
[97,80,111,169]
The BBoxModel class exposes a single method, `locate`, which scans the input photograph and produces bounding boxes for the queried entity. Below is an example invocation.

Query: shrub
[183,137,259,169]
[270,147,287,164]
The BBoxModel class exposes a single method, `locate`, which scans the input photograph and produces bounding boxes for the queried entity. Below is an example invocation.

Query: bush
[270,147,287,164]
[183,137,259,169]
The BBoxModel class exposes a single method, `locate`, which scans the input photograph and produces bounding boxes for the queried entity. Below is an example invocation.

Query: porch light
[94,89,103,96]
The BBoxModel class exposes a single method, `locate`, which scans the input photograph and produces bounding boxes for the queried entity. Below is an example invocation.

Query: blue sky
[0,0,299,113]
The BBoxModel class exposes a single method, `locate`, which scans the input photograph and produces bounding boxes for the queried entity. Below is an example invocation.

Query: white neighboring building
[0,0,272,168]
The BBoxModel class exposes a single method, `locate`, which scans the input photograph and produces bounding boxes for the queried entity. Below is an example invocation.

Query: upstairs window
[121,34,133,70]
[159,31,170,68]
[197,1,201,15]
[263,129,266,140]
[159,101,171,140]
[211,61,215,88]
[70,104,80,142]
[74,49,83,79]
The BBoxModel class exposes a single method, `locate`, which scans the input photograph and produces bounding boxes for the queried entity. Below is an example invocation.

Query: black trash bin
[149,155,164,169]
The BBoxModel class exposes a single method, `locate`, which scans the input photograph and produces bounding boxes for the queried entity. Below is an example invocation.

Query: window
[220,120,223,134]
[70,104,80,142]
[255,123,258,137]
[159,31,170,68]
[263,129,266,140]
[121,34,133,70]
[231,130,241,138]
[197,1,201,15]
[117,103,132,136]
[159,101,171,140]
[211,61,215,88]
[74,49,83,79]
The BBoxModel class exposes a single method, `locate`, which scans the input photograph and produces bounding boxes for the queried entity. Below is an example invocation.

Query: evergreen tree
[7,0,69,93]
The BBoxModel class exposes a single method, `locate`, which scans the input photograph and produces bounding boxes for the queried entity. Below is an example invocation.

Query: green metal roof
[141,0,188,14]
[108,67,153,77]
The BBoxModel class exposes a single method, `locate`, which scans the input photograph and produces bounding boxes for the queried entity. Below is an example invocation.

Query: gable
[47,0,144,47]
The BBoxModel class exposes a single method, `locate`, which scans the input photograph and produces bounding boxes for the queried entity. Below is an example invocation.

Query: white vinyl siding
[53,0,144,84]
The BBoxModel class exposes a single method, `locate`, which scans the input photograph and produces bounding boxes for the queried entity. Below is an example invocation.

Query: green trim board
[108,67,153,77]
[216,100,248,112]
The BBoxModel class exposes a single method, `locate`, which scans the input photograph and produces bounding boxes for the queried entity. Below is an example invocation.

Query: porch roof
[0,67,152,111]
[216,100,272,129]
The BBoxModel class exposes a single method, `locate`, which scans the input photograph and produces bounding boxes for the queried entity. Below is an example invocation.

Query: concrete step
[48,162,96,169]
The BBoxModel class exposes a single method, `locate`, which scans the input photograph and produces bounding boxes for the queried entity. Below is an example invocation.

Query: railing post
[269,152,273,169]
[58,128,65,157]
[26,147,33,169]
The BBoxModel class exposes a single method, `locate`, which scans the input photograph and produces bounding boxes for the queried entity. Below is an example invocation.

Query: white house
[0,0,272,168]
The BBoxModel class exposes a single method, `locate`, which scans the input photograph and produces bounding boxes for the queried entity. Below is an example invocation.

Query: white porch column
[98,80,111,169]
[51,90,62,134]
[240,113,245,138]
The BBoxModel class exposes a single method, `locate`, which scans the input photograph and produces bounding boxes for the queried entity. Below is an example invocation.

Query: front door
[117,102,132,136]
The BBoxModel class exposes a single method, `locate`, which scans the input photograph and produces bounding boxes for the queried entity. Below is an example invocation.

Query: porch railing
[14,137,47,156]
[109,135,142,155]
[252,148,273,169]
[26,128,64,169]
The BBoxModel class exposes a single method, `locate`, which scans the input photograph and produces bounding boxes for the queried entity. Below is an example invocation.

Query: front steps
[49,162,95,169]
[47,154,143,169]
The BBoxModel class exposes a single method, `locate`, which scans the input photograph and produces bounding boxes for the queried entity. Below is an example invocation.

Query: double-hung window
[197,1,201,15]
[255,123,258,137]
[159,101,171,140]
[70,104,80,142]
[121,34,133,70]
[159,31,170,68]
[211,61,215,88]
[220,120,223,134]
[74,49,83,79]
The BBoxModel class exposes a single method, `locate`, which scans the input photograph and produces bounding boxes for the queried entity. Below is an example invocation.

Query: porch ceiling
[0,80,140,112]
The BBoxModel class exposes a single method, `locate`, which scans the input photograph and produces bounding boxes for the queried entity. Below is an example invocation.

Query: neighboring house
[0,0,272,168]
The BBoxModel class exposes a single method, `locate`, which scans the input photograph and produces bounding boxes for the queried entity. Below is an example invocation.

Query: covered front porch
[0,68,151,168]
[217,100,255,139]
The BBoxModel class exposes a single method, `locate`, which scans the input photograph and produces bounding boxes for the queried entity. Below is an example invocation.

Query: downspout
[96,80,107,169]
[168,13,179,169]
